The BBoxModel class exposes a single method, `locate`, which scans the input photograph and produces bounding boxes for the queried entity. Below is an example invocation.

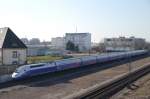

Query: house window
[12,51,18,58]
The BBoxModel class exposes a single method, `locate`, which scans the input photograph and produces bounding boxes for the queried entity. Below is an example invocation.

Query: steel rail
[67,63,150,99]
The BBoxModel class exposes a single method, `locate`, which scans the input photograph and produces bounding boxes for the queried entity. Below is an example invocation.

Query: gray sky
[0,0,150,42]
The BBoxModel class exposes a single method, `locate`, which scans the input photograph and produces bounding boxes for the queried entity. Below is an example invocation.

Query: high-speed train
[12,50,148,79]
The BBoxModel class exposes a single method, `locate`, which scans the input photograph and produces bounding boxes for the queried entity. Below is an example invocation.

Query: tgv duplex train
[12,50,148,79]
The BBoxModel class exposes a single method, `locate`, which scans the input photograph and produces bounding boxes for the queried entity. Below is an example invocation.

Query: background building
[21,38,29,45]
[51,37,65,50]
[0,27,27,65]
[65,33,91,52]
[27,45,50,56]
[21,38,51,56]
[104,36,146,51]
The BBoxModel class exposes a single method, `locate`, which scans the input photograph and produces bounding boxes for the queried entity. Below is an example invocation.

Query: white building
[21,38,29,45]
[29,38,40,45]
[51,37,65,50]
[65,33,91,51]
[0,27,27,65]
[27,44,51,56]
[104,37,146,51]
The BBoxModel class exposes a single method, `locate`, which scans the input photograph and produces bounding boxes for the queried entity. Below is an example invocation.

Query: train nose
[12,72,18,78]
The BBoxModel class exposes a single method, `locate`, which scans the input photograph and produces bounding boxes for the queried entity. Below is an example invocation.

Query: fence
[0,65,18,76]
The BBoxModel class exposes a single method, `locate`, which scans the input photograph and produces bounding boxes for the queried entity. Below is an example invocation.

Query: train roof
[55,57,81,62]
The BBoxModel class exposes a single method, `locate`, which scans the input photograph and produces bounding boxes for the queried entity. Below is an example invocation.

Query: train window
[30,64,45,68]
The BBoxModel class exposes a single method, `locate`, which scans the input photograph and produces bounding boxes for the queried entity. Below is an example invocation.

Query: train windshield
[14,66,25,73]
[14,69,19,73]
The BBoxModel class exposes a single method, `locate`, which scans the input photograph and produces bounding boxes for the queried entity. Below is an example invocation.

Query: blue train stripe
[25,66,57,77]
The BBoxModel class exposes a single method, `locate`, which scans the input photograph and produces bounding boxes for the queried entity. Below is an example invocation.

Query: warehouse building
[0,27,27,65]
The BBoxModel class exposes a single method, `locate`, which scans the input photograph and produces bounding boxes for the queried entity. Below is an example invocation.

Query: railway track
[67,63,150,99]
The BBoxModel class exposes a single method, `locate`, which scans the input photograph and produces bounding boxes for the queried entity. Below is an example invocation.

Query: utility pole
[128,41,132,73]
[128,54,132,73]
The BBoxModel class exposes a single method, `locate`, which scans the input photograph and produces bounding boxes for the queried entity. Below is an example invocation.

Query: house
[0,27,27,65]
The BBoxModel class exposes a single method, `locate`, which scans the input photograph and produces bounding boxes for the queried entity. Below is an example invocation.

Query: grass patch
[27,55,62,64]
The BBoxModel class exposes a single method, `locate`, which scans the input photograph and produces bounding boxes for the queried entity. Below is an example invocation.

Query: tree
[99,43,106,53]
[74,45,79,52]
[66,41,79,52]
[91,43,106,53]
[66,41,75,51]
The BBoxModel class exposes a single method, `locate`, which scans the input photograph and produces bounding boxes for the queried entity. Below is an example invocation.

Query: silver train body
[12,50,148,79]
